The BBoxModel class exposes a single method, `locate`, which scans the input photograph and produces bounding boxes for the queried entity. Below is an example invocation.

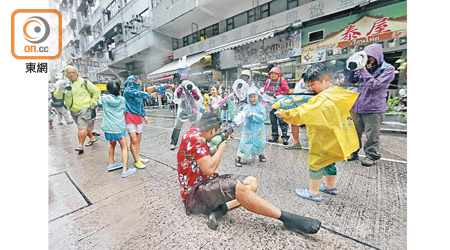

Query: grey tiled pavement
[49,110,407,249]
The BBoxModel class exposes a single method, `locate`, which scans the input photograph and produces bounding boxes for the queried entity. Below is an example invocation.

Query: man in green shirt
[54,66,101,154]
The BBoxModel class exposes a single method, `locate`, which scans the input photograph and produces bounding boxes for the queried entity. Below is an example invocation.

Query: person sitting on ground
[176,113,321,234]
[100,81,136,178]
[275,63,359,202]
[53,66,101,154]
[235,87,267,167]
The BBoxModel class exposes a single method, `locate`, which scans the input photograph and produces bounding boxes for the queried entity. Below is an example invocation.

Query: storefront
[299,1,407,97]
[218,30,302,89]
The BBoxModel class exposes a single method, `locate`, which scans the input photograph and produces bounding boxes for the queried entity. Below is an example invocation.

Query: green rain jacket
[54,76,100,112]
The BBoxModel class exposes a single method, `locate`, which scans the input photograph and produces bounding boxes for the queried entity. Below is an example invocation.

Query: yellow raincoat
[203,93,210,112]
[281,86,359,171]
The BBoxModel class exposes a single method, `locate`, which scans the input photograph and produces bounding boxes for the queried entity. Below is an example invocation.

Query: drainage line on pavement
[139,153,177,171]
[48,204,90,223]
[65,171,93,205]
[320,225,381,250]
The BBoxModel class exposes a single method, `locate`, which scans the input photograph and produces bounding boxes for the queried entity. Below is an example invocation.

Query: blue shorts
[104,131,126,141]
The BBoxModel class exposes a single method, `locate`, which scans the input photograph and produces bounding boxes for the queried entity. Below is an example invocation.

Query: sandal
[259,154,266,162]
[85,139,97,147]
[295,188,322,202]
[75,147,84,154]
[235,157,242,167]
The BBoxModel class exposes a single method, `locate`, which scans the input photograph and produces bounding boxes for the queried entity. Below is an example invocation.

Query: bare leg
[77,128,88,148]
[87,119,95,141]
[308,178,322,195]
[291,125,300,145]
[235,179,281,219]
[118,137,129,171]
[323,175,336,189]
[226,176,259,210]
[129,132,140,162]
[108,141,117,165]
[136,132,142,160]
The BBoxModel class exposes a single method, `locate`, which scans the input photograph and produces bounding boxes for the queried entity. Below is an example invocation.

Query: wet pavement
[49,110,407,249]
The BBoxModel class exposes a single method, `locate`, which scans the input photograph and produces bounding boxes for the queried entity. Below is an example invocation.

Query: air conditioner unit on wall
[124,21,133,29]
[132,14,143,23]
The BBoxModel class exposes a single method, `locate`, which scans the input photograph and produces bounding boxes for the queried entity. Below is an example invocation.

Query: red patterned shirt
[177,127,217,203]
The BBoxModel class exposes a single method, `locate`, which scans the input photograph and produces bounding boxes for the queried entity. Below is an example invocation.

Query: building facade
[53,0,407,95]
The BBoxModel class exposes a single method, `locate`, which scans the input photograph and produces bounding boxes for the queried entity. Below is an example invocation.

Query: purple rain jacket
[345,44,395,114]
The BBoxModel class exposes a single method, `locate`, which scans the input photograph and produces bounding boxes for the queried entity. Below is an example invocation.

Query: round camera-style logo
[23,16,50,44]
[11,9,62,59]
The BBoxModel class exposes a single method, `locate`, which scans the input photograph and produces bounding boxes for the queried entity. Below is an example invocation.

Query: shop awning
[205,24,291,55]
[147,52,206,79]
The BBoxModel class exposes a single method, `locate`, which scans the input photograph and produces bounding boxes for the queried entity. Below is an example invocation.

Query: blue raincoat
[237,87,267,159]
[123,75,152,118]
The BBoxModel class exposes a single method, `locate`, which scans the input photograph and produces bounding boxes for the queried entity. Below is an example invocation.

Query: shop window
[260,3,269,19]
[288,0,298,10]
[270,0,287,16]
[308,30,324,43]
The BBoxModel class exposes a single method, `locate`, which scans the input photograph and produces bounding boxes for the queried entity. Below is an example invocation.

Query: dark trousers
[350,111,384,160]
[170,114,198,145]
[269,109,289,140]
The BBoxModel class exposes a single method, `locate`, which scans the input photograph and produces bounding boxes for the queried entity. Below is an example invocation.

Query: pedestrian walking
[53,65,101,154]
[123,75,157,169]
[50,88,73,125]
[100,81,136,178]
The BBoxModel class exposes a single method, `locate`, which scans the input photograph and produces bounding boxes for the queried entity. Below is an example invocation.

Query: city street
[49,109,407,249]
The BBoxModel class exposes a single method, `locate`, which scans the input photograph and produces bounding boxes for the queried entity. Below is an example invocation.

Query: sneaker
[58,122,64,125]
[107,163,123,171]
[121,168,137,178]
[295,188,322,202]
[285,143,302,150]
[268,138,279,143]
[361,158,376,167]
[139,158,150,164]
[169,144,176,150]
[319,183,338,195]
[282,138,289,145]
[134,161,146,169]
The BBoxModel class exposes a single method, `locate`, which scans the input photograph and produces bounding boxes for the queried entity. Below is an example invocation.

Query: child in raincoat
[275,63,359,202]
[235,87,267,167]
[100,81,136,178]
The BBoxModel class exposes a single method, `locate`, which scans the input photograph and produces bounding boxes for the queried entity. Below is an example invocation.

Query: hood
[269,67,281,79]
[124,75,140,90]
[240,70,252,82]
[321,86,358,113]
[246,86,263,105]
[103,94,123,107]
[364,44,384,66]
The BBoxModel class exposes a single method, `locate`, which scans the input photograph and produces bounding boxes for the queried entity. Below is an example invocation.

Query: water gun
[147,84,172,95]
[272,93,316,110]
[212,93,234,109]
[211,110,247,146]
